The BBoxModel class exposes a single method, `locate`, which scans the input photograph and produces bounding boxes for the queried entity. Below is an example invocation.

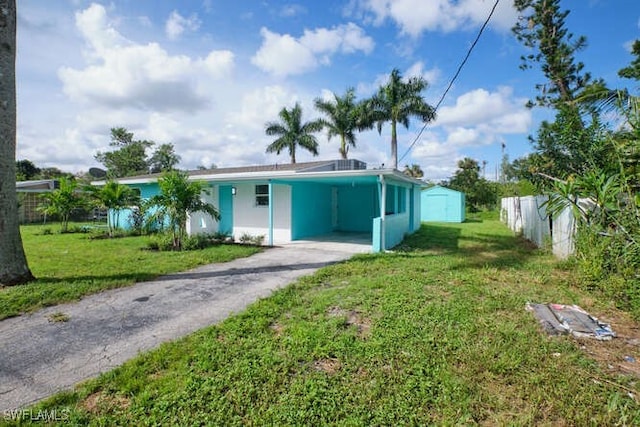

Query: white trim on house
[94,168,423,187]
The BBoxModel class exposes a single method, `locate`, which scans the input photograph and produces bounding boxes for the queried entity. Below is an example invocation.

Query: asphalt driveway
[0,241,369,411]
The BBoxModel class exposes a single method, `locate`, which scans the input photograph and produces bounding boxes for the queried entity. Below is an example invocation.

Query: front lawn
[14,219,640,425]
[0,224,260,319]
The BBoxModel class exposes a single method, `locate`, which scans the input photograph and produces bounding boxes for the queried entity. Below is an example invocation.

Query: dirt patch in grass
[270,322,285,337]
[425,286,453,300]
[81,391,131,415]
[476,251,500,260]
[577,309,640,379]
[327,306,371,338]
[149,371,164,380]
[313,358,341,374]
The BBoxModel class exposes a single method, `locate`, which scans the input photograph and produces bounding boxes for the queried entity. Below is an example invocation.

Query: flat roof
[92,160,424,187]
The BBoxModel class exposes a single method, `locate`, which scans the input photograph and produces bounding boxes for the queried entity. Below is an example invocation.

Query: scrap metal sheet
[526,303,615,340]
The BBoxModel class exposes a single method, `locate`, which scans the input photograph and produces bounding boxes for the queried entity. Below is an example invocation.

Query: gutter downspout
[378,174,386,252]
[268,180,274,246]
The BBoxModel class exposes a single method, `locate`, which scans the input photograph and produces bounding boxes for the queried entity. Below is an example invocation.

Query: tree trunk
[340,135,348,159]
[390,120,398,169]
[0,0,34,286]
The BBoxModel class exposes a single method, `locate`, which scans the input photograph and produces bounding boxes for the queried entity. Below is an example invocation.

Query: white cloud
[436,87,530,133]
[624,39,636,52]
[404,86,532,179]
[228,85,299,131]
[411,137,461,181]
[252,28,318,76]
[280,4,307,17]
[251,23,374,77]
[355,0,518,37]
[75,3,128,56]
[58,3,233,113]
[446,127,481,146]
[405,61,440,85]
[138,16,152,28]
[165,10,201,40]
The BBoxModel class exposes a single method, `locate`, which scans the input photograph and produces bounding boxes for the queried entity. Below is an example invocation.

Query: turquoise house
[420,185,465,223]
[102,160,423,253]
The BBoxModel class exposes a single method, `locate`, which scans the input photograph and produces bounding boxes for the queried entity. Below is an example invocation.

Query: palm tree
[39,177,86,233]
[403,164,424,179]
[265,103,323,164]
[366,68,436,170]
[86,180,140,237]
[314,88,366,159]
[0,0,33,285]
[148,170,220,250]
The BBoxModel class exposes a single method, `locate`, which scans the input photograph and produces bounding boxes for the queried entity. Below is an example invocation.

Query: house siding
[232,182,291,243]
[186,184,219,235]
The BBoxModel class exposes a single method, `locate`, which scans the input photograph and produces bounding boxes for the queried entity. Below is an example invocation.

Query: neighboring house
[100,159,423,252]
[16,179,58,224]
[421,185,465,223]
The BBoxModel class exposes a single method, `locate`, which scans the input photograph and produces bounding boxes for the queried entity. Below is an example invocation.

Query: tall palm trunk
[339,135,348,159]
[0,0,34,285]
[390,120,398,169]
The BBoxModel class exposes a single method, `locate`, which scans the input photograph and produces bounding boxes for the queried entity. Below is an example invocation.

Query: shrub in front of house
[146,232,234,251]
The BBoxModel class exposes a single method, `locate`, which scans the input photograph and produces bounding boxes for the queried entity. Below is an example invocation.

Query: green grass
[8,220,640,425]
[0,224,260,319]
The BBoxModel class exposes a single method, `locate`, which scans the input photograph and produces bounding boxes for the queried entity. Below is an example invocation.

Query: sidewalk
[0,243,367,411]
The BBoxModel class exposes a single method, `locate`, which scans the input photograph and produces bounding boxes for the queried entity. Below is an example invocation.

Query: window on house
[255,184,269,207]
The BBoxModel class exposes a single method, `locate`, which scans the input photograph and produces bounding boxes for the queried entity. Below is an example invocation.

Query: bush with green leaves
[544,139,640,316]
[147,232,226,251]
[146,233,175,251]
[147,171,220,250]
[239,232,265,246]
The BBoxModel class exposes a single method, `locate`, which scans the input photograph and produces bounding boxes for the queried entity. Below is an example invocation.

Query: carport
[272,169,422,252]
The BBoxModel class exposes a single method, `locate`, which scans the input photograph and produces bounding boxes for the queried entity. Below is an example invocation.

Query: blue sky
[16,0,640,181]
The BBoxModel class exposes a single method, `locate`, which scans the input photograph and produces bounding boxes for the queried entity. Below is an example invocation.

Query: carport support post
[268,180,274,246]
[378,175,386,251]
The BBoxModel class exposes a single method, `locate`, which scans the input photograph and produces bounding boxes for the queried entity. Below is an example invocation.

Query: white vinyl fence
[501,196,576,259]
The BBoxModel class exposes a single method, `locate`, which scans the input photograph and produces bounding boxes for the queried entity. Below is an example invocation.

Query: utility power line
[398,0,501,164]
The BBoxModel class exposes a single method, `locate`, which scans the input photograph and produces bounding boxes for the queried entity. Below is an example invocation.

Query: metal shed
[420,185,465,223]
